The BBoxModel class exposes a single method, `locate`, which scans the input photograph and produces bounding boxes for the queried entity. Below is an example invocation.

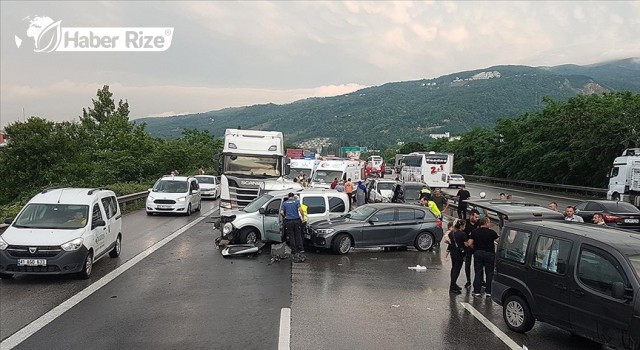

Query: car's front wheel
[0,273,14,279]
[503,295,535,333]
[240,228,260,245]
[414,232,435,251]
[332,233,352,255]
[185,204,192,216]
[78,251,93,280]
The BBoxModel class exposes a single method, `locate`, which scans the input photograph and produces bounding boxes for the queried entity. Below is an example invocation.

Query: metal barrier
[462,175,607,197]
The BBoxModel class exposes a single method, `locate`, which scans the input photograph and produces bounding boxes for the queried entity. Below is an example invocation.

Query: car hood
[311,216,362,230]
[2,227,86,246]
[148,192,188,200]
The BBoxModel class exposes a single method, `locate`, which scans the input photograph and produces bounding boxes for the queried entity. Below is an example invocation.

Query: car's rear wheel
[332,233,351,255]
[0,273,14,279]
[503,295,535,333]
[78,251,93,280]
[240,228,260,245]
[109,234,122,258]
[414,232,434,251]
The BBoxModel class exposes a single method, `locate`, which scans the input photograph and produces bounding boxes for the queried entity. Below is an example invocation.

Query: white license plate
[17,259,47,266]
[157,205,172,209]
[304,234,311,239]
[625,219,639,224]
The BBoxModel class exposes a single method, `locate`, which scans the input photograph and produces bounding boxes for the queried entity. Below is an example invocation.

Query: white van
[0,188,123,279]
[219,188,350,244]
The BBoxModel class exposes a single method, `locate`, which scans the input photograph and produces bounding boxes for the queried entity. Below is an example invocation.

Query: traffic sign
[340,146,360,153]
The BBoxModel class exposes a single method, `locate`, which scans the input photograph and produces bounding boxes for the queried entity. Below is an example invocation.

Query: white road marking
[460,302,525,350]
[0,208,217,350]
[278,308,291,350]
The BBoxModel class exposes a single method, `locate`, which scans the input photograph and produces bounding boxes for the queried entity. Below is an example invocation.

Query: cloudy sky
[1,1,639,128]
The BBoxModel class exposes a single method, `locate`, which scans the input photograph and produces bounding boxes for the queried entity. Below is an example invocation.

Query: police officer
[280,192,305,259]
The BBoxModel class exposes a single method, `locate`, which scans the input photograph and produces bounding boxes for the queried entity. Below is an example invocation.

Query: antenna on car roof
[57,188,64,204]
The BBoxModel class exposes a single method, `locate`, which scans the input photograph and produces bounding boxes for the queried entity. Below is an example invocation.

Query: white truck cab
[0,188,123,279]
[608,148,640,207]
[311,159,363,188]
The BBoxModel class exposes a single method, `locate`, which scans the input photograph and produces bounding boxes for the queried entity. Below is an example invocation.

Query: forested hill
[135,58,640,145]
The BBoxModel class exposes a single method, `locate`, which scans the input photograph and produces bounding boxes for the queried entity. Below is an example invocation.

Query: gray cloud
[1,1,639,128]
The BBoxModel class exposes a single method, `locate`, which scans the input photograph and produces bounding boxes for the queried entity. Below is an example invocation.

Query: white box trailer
[311,159,363,188]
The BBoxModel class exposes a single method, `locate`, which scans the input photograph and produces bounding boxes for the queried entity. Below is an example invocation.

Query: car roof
[195,175,215,178]
[508,220,640,255]
[160,176,191,181]
[29,188,114,206]
[266,188,348,197]
[465,199,565,221]
[364,203,429,210]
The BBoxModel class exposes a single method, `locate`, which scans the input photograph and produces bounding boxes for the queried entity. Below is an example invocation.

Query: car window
[372,209,395,221]
[498,229,530,264]
[532,236,572,275]
[584,202,602,211]
[265,199,282,215]
[303,196,326,214]
[574,202,587,211]
[92,203,103,224]
[578,247,628,296]
[601,201,640,213]
[101,197,118,219]
[397,208,415,221]
[609,167,619,178]
[628,254,640,278]
[415,209,426,220]
[328,197,345,213]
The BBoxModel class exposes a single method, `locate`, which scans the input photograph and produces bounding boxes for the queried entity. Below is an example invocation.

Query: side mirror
[368,217,379,224]
[259,208,266,215]
[612,281,625,299]
[4,217,13,224]
[148,188,153,192]
[92,219,106,229]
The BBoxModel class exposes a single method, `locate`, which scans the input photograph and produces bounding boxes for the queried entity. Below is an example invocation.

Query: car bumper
[0,246,89,275]
[146,201,189,213]
[201,190,217,197]
[303,231,332,248]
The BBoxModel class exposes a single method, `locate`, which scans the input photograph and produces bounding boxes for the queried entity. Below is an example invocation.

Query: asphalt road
[0,185,607,350]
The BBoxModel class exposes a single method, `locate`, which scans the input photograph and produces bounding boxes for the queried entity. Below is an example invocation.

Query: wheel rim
[505,300,525,327]
[115,237,121,255]
[85,254,93,276]
[339,236,351,253]
[246,231,258,245]
[418,233,433,250]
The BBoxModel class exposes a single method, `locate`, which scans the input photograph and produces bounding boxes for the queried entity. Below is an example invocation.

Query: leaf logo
[34,20,62,53]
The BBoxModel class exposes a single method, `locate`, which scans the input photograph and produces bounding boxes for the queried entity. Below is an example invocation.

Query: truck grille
[7,246,62,258]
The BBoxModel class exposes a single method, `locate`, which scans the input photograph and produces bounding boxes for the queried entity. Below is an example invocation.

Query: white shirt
[565,215,584,223]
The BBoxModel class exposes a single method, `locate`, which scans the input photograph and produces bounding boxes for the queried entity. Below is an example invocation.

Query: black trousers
[473,250,495,294]
[464,247,474,284]
[284,219,303,254]
[457,204,468,220]
[450,253,464,290]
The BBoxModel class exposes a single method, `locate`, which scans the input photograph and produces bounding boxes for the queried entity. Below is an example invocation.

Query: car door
[360,208,396,246]
[100,195,121,247]
[570,244,634,348]
[190,180,201,208]
[395,208,421,245]
[90,202,109,255]
[575,202,602,223]
[263,198,283,242]
[526,233,574,330]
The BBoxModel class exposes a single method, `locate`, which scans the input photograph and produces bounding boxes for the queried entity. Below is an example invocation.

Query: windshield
[629,254,640,279]
[153,180,188,193]
[312,170,343,183]
[223,155,281,177]
[601,201,640,213]
[347,206,378,221]
[14,204,90,230]
[377,182,396,191]
[291,168,311,178]
[195,176,215,184]
[403,185,424,200]
[244,194,273,213]
[403,155,422,167]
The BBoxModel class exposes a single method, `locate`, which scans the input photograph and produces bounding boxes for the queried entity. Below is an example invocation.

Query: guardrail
[462,175,608,197]
[0,191,150,233]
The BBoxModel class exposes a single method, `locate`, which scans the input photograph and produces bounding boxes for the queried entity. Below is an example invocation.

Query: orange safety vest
[345,182,353,194]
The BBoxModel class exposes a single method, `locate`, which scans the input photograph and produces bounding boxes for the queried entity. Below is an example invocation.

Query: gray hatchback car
[305,203,444,254]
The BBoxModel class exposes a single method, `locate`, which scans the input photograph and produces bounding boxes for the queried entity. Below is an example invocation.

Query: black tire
[185,204,192,216]
[78,251,93,280]
[612,193,621,201]
[240,228,260,245]
[196,200,201,212]
[0,272,14,279]
[503,295,535,333]
[146,211,153,216]
[109,234,122,258]
[332,233,352,255]
[414,232,435,251]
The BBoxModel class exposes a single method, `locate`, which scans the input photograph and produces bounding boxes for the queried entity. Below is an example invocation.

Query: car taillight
[603,214,622,223]
[436,219,442,228]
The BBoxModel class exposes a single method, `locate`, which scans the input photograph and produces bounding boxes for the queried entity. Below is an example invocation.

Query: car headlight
[0,236,8,250]
[176,196,187,202]
[147,195,155,201]
[315,228,335,235]
[222,223,234,235]
[221,201,232,209]
[61,238,84,251]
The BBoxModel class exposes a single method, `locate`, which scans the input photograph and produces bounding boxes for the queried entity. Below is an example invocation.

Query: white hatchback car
[195,175,220,199]
[448,174,466,188]
[0,188,122,279]
[146,176,202,216]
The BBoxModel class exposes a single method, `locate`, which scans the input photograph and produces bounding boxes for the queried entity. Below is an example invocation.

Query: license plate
[17,259,47,266]
[304,234,311,239]
[625,219,639,224]
[157,205,172,209]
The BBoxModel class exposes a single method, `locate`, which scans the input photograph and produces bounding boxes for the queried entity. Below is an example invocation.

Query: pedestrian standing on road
[448,219,470,294]
[336,180,346,192]
[355,181,367,207]
[330,178,339,189]
[280,193,305,259]
[345,178,354,209]
[564,206,584,222]
[592,213,606,225]
[443,221,454,260]
[392,183,405,203]
[419,185,431,200]
[468,217,499,297]
[420,197,441,219]
[198,166,205,175]
[463,209,481,288]
[456,185,471,220]
[430,188,449,214]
